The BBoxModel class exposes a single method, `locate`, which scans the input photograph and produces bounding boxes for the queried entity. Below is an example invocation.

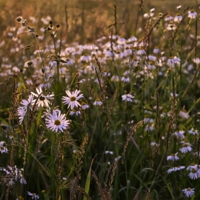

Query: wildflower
[21,94,34,110]
[27,191,39,199]
[31,87,54,108]
[121,76,130,82]
[174,14,183,23]
[165,15,173,21]
[188,128,199,135]
[150,142,158,147]
[167,153,179,161]
[93,98,103,106]
[111,75,120,82]
[144,118,154,124]
[153,47,160,54]
[182,188,195,198]
[17,106,27,125]
[188,10,197,19]
[180,141,192,153]
[137,49,146,55]
[193,58,200,64]
[105,151,114,155]
[170,92,178,97]
[17,94,34,124]
[145,125,155,132]
[62,89,83,110]
[0,165,26,186]
[122,94,134,102]
[173,130,185,139]
[45,109,70,132]
[188,169,198,179]
[127,36,137,43]
[179,110,190,119]
[167,166,185,173]
[0,141,8,154]
[81,102,90,110]
[187,163,198,171]
[69,109,81,116]
[166,23,177,31]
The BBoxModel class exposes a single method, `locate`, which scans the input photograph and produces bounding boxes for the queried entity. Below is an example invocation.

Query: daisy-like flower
[174,13,183,23]
[111,75,120,82]
[69,109,81,116]
[93,98,103,106]
[173,130,185,139]
[81,102,90,110]
[122,94,134,102]
[182,188,195,198]
[27,191,39,199]
[167,152,179,161]
[21,94,34,110]
[31,87,54,108]
[121,76,130,83]
[17,94,34,124]
[167,166,185,173]
[45,109,70,133]
[188,10,197,19]
[187,163,198,171]
[180,141,192,153]
[188,128,199,135]
[188,169,198,180]
[17,106,27,125]
[179,110,190,119]
[62,89,83,110]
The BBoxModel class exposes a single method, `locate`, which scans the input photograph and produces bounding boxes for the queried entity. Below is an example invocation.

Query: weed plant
[0,1,200,200]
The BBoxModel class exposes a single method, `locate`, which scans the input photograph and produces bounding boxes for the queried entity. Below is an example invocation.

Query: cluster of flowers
[166,128,200,198]
[0,165,26,186]
[17,87,85,133]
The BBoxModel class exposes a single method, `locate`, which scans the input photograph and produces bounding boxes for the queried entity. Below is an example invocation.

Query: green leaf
[83,157,94,200]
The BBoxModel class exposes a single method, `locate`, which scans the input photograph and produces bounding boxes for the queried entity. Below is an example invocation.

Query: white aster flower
[81,102,90,110]
[31,87,54,108]
[167,166,185,173]
[21,94,34,110]
[17,106,27,124]
[180,141,192,153]
[188,169,198,180]
[188,10,197,19]
[167,152,179,161]
[69,110,81,116]
[122,94,134,102]
[45,109,70,133]
[62,89,83,110]
[174,14,183,23]
[188,128,199,135]
[173,130,185,139]
[182,188,195,198]
[17,94,34,124]
[187,163,198,171]
[121,76,130,83]
[93,98,103,106]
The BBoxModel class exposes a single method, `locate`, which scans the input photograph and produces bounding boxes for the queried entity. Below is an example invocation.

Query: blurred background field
[1,0,200,43]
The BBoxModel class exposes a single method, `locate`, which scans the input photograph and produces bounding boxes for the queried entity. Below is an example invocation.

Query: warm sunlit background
[1,0,200,43]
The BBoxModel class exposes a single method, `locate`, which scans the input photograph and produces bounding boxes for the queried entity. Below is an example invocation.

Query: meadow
[1,0,200,199]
